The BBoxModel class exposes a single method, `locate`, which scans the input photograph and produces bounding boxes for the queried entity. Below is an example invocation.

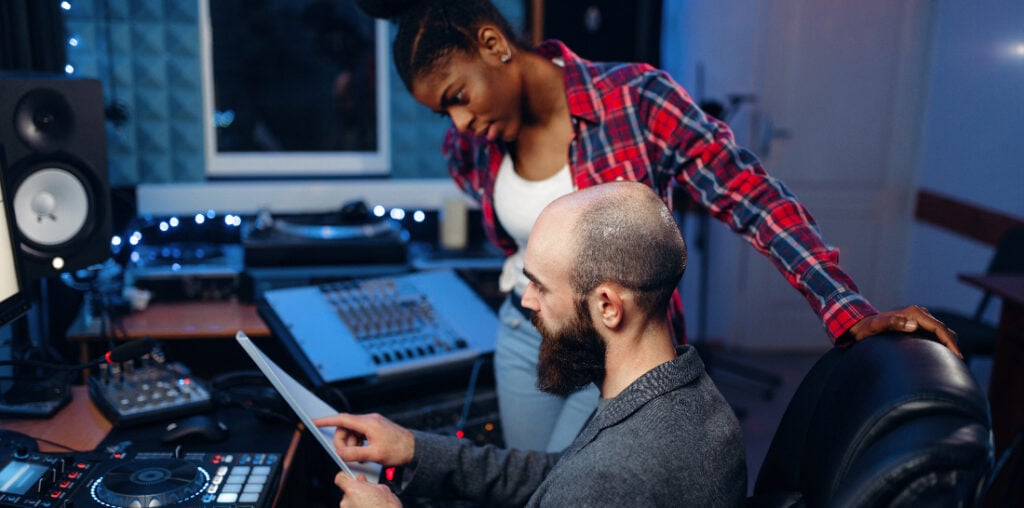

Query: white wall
[905,0,1024,325]
[661,0,771,343]
[663,0,1024,344]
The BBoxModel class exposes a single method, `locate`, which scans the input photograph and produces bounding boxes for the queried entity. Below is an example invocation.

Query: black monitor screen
[200,0,392,177]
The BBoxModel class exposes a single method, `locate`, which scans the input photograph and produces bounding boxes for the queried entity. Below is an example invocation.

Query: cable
[0,338,156,370]
[455,356,487,434]
[100,0,129,127]
[59,260,127,351]
[0,374,67,381]
[37,278,65,365]
[31,436,85,454]
[983,428,1024,503]
[0,359,89,370]
[210,370,295,425]
[316,384,352,415]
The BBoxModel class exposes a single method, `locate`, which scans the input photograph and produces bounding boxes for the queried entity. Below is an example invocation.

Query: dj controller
[0,433,280,508]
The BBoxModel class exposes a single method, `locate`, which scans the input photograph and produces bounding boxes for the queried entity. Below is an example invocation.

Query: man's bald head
[536,182,688,318]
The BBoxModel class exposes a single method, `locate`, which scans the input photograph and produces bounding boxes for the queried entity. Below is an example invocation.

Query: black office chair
[748,334,993,508]
[931,225,1024,360]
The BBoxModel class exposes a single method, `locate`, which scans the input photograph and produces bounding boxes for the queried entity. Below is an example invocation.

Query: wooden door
[733,0,936,349]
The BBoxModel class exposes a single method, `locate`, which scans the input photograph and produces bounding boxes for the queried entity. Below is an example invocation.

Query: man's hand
[313,413,416,466]
[848,305,962,359]
[335,472,402,508]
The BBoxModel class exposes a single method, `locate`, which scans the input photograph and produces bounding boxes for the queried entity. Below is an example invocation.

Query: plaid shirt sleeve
[634,70,877,343]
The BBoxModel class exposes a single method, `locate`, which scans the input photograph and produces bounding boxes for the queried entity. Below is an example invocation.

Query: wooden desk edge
[0,386,111,452]
[957,273,1024,305]
[66,300,272,342]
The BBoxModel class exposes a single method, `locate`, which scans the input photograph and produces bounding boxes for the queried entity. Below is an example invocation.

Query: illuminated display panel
[0,460,48,495]
[0,162,30,328]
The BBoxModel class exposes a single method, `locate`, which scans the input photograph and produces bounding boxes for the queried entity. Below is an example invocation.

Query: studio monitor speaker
[540,0,662,67]
[0,74,111,279]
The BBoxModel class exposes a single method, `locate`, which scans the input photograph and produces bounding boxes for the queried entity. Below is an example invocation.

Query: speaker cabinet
[537,0,662,66]
[0,75,111,279]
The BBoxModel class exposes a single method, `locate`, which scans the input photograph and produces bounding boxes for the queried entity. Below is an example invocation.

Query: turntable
[0,442,281,507]
[242,203,409,267]
[90,458,210,506]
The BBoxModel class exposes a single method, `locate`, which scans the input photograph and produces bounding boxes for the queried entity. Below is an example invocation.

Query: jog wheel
[91,458,210,507]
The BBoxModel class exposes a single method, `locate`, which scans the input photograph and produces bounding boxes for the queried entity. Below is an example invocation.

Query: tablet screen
[236,331,381,482]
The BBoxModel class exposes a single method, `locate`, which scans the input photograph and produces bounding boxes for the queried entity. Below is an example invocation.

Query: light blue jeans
[494,296,600,452]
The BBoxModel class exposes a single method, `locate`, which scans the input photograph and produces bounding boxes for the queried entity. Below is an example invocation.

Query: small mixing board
[88,355,214,427]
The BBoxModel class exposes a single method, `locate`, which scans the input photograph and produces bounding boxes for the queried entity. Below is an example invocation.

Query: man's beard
[533,297,607,397]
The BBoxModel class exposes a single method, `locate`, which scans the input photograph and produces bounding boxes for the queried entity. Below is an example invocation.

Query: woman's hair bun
[355,0,420,20]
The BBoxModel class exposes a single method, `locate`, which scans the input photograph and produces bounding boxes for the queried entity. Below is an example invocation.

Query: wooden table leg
[985,300,1024,506]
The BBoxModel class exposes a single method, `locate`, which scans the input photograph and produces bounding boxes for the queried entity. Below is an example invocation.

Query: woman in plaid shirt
[356,0,960,453]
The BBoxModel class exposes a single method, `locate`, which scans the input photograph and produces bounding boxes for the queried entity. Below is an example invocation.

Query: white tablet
[235,331,381,482]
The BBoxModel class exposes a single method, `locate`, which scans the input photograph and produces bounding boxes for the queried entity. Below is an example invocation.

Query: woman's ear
[477,26,511,63]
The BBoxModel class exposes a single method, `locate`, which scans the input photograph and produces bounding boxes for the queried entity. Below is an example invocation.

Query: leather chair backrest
[751,334,993,508]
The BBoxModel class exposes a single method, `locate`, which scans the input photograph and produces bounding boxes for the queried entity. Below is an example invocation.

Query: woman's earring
[501,52,511,63]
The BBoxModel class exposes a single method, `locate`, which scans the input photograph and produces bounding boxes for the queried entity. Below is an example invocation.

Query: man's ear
[592,285,624,330]
[476,26,510,62]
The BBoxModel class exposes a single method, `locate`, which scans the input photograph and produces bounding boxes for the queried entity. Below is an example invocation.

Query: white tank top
[493,153,573,294]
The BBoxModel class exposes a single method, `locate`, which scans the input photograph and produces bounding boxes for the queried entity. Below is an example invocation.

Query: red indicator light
[385,467,396,481]
[455,430,465,439]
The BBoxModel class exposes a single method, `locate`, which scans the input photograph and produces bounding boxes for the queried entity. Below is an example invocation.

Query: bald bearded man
[315,181,747,508]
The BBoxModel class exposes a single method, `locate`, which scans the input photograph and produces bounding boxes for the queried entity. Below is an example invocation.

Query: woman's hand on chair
[848,305,962,359]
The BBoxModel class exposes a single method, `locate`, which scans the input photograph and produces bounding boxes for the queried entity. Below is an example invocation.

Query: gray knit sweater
[401,345,747,507]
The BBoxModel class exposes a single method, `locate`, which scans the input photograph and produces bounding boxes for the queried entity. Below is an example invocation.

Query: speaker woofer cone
[12,163,92,248]
[14,88,75,152]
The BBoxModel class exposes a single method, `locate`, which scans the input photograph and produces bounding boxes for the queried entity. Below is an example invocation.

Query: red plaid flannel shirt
[444,40,876,344]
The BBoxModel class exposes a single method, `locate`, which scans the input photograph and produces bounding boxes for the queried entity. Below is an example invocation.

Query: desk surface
[957,274,1024,305]
[66,300,271,341]
[0,386,111,452]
